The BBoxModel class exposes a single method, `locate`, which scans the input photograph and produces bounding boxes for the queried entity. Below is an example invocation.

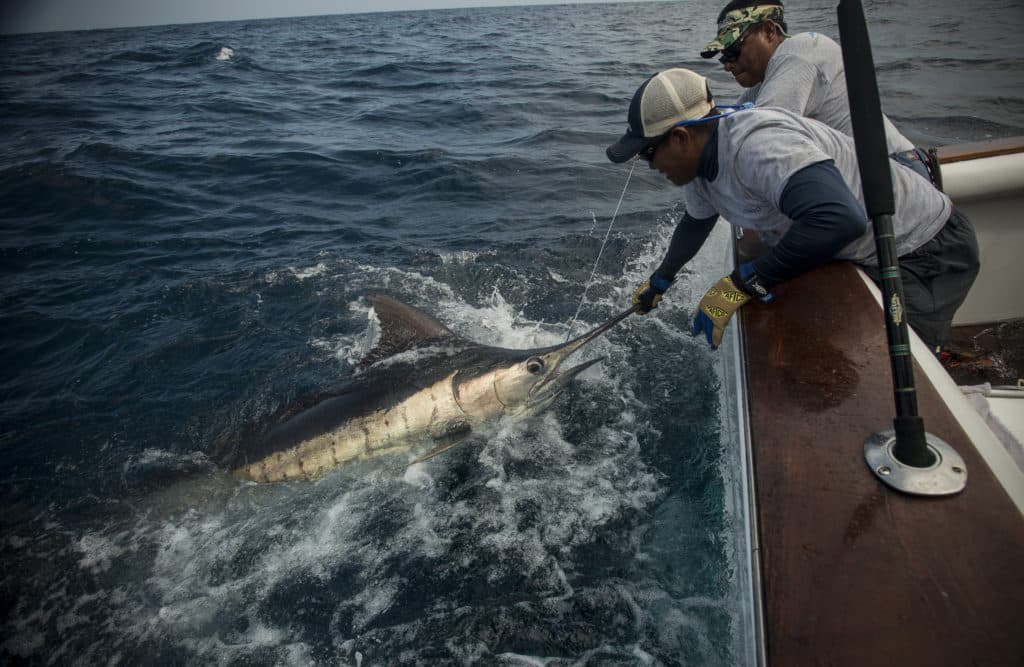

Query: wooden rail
[937,136,1024,163]
[737,257,1024,665]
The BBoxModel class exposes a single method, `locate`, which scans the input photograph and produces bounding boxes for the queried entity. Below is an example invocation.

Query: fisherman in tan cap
[607,68,978,352]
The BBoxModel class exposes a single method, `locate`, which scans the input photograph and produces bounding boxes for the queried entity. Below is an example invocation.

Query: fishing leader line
[564,158,638,342]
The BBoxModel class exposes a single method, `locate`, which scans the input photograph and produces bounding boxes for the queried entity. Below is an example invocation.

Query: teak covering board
[737,258,1024,665]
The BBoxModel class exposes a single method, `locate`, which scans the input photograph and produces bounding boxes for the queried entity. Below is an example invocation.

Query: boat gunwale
[936,135,1024,163]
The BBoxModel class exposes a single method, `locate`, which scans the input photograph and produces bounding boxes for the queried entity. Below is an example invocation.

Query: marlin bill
[223,295,635,483]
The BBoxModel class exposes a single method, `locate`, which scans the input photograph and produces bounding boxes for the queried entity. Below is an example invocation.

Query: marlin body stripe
[235,371,462,483]
[223,295,634,483]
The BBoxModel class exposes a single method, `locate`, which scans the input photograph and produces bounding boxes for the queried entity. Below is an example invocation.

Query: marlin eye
[526,357,545,374]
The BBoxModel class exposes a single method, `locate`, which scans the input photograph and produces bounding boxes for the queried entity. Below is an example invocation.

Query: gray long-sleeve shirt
[737,32,915,153]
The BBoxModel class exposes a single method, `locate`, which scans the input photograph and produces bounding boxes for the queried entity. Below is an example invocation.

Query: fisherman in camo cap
[702,1,938,183]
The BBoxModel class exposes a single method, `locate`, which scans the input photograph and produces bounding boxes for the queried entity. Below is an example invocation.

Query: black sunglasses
[719,29,753,64]
[638,133,670,162]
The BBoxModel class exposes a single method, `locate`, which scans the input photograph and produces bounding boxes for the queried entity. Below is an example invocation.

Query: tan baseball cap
[606,68,715,163]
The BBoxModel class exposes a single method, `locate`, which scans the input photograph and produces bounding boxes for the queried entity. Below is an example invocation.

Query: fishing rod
[837,0,966,496]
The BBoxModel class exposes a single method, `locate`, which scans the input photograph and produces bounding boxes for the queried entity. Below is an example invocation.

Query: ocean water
[1,1,1021,664]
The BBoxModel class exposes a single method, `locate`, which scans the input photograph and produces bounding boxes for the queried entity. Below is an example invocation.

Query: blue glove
[632,272,672,313]
[692,262,773,348]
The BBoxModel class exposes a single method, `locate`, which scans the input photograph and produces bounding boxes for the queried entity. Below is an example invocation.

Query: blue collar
[699,127,719,181]
[686,103,749,182]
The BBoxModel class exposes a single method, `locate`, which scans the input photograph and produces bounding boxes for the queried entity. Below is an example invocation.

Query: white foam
[125,447,209,469]
[289,262,328,280]
[438,289,569,352]
[546,268,569,284]
[264,261,331,285]
[215,46,234,61]
[350,580,398,631]
[437,250,483,264]
[76,533,123,574]
[496,653,559,666]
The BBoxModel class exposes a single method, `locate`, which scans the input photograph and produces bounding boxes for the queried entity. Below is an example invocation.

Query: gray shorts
[861,208,980,350]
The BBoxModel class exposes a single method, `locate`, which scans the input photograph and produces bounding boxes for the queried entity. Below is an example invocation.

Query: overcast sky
[1,0,626,35]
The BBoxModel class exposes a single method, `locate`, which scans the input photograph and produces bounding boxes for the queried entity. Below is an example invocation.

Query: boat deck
[735,255,1024,665]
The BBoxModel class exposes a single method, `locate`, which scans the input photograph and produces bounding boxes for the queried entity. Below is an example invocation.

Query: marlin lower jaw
[529,356,604,405]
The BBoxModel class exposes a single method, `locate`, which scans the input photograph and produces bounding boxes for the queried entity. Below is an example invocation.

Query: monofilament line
[565,158,638,342]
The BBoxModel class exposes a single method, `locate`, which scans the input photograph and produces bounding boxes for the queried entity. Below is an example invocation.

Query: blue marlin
[224,295,635,483]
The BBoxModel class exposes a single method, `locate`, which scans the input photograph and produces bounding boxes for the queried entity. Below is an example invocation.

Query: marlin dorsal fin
[362,294,459,365]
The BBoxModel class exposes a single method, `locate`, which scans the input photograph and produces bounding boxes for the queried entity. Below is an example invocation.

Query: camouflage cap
[701,4,785,59]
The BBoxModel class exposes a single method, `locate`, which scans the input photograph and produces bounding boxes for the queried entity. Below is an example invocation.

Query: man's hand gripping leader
[633,262,771,349]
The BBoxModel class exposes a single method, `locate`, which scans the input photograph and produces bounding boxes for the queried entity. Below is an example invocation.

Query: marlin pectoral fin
[409,440,463,465]
[409,422,473,465]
